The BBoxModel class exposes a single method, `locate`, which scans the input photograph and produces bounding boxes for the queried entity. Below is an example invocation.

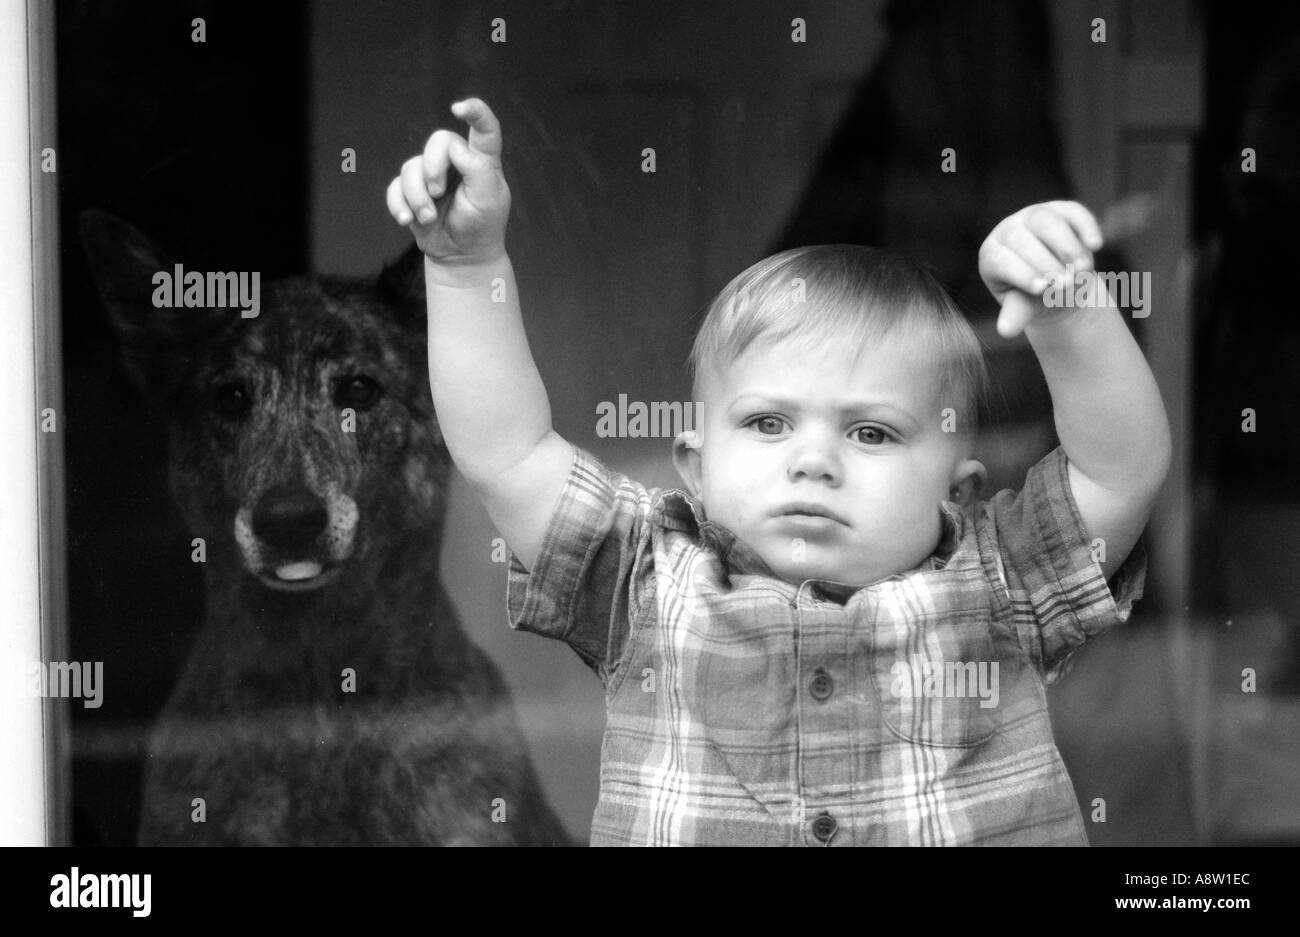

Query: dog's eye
[212,382,252,420]
[338,376,382,410]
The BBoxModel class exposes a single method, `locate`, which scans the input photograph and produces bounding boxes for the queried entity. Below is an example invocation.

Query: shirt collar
[653,489,965,593]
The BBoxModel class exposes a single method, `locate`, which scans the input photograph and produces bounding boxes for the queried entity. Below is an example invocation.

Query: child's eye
[746,415,788,435]
[853,425,891,445]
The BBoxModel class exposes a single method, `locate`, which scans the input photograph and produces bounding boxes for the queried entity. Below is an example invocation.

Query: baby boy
[386,98,1170,846]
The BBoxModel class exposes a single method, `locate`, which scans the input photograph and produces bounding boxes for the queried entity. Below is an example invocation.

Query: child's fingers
[1025,207,1093,271]
[450,97,504,162]
[385,176,414,226]
[996,232,1060,290]
[984,241,1056,330]
[1008,230,1062,282]
[996,291,1039,339]
[422,129,465,201]
[446,136,502,205]
[400,155,439,224]
[1044,200,1104,252]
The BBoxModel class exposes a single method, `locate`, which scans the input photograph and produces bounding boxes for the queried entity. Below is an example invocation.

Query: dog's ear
[79,210,225,407]
[377,243,427,328]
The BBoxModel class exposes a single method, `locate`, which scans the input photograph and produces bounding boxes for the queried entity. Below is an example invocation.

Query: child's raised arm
[386,98,572,571]
[979,200,1172,581]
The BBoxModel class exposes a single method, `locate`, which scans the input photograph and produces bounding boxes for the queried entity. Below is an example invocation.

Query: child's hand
[978,201,1105,338]
[386,98,511,267]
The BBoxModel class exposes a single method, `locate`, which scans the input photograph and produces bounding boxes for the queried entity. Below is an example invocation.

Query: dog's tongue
[275,561,323,581]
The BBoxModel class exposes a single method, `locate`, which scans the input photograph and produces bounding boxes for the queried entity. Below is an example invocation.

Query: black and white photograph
[0,0,1295,907]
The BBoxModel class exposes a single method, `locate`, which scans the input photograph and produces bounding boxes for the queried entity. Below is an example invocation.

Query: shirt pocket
[866,569,1004,748]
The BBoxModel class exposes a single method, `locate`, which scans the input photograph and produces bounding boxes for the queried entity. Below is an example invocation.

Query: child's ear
[949,458,987,507]
[378,244,427,327]
[672,431,704,496]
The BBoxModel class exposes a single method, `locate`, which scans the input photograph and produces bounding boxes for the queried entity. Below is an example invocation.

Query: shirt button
[811,812,838,843]
[809,668,834,701]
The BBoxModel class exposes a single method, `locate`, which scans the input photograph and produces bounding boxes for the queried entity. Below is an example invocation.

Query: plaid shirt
[507,443,1146,846]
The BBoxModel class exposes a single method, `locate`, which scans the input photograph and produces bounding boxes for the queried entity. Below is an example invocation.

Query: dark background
[58,0,308,842]
[55,0,1300,844]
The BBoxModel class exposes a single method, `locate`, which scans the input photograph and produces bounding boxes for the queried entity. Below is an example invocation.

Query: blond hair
[688,244,990,434]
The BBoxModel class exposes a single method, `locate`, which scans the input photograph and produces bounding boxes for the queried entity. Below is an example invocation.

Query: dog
[80,211,571,845]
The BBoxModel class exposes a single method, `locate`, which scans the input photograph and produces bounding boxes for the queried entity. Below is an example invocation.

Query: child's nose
[786,437,842,484]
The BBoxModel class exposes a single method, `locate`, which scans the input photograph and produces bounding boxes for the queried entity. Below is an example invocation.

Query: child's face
[675,332,983,587]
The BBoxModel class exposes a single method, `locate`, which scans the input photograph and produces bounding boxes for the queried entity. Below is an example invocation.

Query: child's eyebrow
[728,395,922,432]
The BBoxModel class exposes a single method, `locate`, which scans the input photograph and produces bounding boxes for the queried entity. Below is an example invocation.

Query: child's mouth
[779,513,843,530]
[775,502,848,525]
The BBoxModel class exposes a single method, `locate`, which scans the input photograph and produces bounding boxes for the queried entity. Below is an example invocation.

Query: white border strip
[0,0,47,845]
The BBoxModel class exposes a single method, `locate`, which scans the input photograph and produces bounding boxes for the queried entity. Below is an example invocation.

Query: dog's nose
[251,484,329,551]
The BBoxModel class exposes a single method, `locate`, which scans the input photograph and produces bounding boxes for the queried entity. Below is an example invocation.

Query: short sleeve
[505,444,658,683]
[982,445,1148,682]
